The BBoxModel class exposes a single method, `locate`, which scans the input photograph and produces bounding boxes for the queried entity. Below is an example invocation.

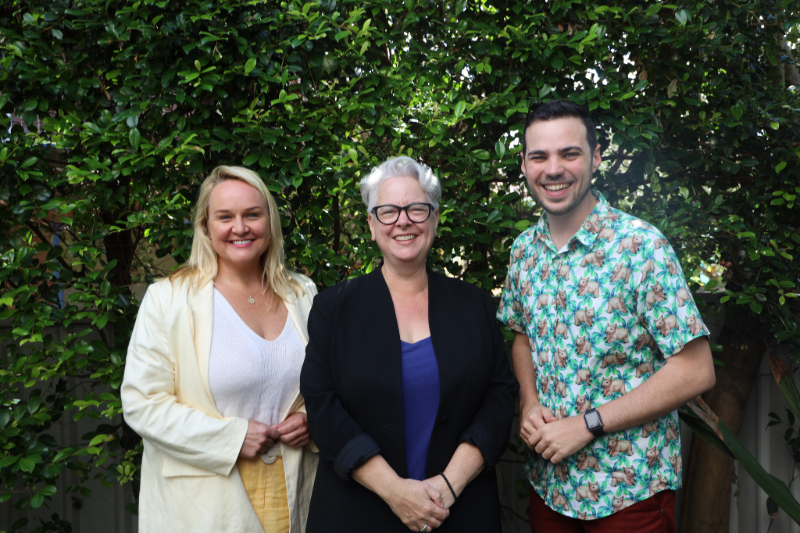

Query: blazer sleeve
[300,289,380,481]
[121,285,248,476]
[457,292,519,468]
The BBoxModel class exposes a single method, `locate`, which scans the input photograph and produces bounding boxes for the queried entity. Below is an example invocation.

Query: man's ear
[591,145,602,173]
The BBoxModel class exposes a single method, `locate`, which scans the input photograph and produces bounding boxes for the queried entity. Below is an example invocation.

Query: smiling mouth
[543,183,572,192]
[394,235,416,241]
[231,240,253,245]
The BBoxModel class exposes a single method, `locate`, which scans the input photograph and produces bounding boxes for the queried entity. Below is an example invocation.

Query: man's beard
[531,178,592,217]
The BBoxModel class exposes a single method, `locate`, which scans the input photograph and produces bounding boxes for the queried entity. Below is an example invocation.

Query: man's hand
[520,400,557,448]
[529,415,594,464]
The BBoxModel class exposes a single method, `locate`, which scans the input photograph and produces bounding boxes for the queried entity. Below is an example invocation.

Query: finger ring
[420,525,429,532]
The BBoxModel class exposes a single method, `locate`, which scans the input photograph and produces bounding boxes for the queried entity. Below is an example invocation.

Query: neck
[546,192,597,250]
[381,260,428,297]
[215,259,264,290]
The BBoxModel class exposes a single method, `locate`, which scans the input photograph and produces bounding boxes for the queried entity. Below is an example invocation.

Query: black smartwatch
[583,409,605,437]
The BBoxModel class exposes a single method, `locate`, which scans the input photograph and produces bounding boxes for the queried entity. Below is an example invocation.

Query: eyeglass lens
[375,204,431,223]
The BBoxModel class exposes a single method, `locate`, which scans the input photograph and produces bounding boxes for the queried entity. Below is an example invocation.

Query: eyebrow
[213,206,264,214]
[527,146,585,157]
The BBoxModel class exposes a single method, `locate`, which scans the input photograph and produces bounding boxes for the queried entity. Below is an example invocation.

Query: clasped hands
[239,412,311,459]
[520,401,594,464]
[384,475,454,532]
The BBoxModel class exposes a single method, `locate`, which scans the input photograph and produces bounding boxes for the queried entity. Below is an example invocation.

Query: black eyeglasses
[371,203,434,225]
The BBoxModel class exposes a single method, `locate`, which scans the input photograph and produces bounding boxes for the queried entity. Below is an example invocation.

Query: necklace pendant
[247,295,256,305]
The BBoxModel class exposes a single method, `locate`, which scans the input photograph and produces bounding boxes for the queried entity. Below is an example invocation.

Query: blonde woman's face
[206,179,271,271]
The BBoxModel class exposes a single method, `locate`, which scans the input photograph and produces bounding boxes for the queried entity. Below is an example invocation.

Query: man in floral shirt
[497,100,716,531]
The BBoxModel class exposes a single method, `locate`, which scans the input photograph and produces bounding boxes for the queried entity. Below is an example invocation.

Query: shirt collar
[532,191,610,252]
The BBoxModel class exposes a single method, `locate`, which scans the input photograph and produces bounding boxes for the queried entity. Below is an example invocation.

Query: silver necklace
[215,281,259,305]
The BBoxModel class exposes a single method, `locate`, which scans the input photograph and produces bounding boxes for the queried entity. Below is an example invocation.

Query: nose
[233,215,248,234]
[545,157,563,177]
[395,208,412,226]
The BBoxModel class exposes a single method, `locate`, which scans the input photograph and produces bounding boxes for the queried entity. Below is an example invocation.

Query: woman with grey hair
[301,156,518,532]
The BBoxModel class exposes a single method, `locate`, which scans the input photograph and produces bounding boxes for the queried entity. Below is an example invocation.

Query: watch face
[585,411,601,427]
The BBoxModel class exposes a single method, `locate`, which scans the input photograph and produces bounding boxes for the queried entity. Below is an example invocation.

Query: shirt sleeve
[300,290,380,481]
[121,285,248,476]
[635,234,710,358]
[496,238,527,334]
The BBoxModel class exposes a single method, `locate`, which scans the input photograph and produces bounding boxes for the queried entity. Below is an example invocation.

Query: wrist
[583,408,605,438]
[519,393,541,410]
[439,471,459,506]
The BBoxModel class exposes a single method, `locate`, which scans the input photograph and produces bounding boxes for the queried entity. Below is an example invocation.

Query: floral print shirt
[497,192,708,520]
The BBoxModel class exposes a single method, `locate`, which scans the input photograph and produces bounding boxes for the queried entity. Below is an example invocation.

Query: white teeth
[394,235,416,241]
[232,240,252,244]
[544,183,570,191]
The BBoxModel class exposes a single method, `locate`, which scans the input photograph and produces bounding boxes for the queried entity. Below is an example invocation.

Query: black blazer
[300,267,519,533]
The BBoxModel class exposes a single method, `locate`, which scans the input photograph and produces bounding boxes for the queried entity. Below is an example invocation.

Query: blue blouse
[400,337,441,480]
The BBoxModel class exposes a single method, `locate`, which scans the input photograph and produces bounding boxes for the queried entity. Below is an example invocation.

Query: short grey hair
[359,156,442,212]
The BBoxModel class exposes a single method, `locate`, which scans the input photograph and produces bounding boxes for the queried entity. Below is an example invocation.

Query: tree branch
[24,220,78,277]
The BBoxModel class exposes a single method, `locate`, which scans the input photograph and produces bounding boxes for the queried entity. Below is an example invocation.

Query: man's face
[520,117,601,218]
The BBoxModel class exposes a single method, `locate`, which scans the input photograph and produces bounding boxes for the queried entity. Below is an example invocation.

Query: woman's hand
[239,420,281,459]
[424,475,456,510]
[276,412,311,449]
[383,478,449,531]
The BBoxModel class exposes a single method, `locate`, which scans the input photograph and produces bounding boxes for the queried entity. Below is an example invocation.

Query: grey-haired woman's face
[368,176,438,269]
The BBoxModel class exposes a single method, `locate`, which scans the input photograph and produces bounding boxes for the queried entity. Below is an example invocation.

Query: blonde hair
[169,165,302,300]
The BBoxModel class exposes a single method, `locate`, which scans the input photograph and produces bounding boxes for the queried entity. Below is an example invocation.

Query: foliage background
[1,0,800,531]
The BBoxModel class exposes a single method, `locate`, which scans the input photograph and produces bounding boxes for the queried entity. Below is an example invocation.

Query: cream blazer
[121,272,318,533]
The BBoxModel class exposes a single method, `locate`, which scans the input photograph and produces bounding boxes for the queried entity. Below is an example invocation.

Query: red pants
[529,489,676,533]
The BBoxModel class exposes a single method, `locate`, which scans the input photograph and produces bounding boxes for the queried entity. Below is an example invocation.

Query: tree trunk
[679,312,768,532]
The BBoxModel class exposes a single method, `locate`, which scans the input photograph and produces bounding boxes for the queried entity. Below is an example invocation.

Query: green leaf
[31,491,44,509]
[495,140,506,159]
[348,148,358,163]
[679,409,733,459]
[19,456,37,472]
[775,161,787,173]
[28,395,41,414]
[717,419,800,523]
[244,58,256,75]
[675,9,690,25]
[731,104,743,120]
[129,128,141,150]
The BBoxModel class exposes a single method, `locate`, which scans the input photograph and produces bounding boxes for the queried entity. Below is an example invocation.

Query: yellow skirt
[237,456,290,533]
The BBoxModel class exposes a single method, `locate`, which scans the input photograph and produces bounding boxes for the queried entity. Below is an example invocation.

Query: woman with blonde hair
[122,165,318,533]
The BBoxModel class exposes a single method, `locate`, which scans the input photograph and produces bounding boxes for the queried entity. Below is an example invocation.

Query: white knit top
[209,289,305,427]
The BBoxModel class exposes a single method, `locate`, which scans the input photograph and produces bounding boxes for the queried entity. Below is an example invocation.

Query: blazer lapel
[281,290,308,420]
[188,280,218,410]
[285,292,309,345]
